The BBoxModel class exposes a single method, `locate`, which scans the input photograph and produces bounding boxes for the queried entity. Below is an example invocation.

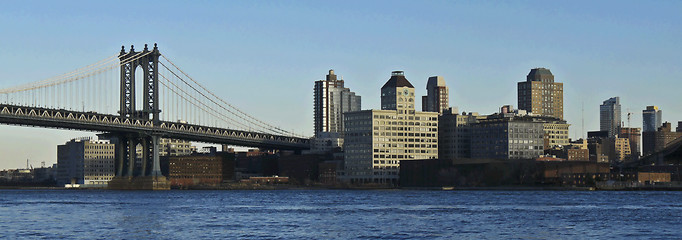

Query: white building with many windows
[343,71,438,184]
[57,137,115,187]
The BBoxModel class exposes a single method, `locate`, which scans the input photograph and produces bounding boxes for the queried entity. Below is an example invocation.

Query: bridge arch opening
[135,66,144,118]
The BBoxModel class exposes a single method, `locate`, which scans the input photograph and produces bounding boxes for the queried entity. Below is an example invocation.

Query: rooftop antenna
[581,101,585,139]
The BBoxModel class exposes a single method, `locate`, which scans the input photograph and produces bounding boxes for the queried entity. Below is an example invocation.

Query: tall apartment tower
[600,97,621,138]
[642,106,662,132]
[517,68,564,119]
[421,76,449,114]
[313,70,361,137]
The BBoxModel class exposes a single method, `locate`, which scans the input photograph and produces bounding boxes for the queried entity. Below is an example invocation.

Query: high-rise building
[600,97,621,138]
[344,71,438,184]
[313,70,361,137]
[642,106,662,133]
[517,68,564,119]
[57,137,115,186]
[381,71,415,113]
[421,76,449,114]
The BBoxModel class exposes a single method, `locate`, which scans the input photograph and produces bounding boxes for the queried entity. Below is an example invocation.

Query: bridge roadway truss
[0,104,309,165]
[624,136,682,167]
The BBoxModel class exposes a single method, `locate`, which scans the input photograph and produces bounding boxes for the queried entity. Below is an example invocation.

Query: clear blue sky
[0,1,680,169]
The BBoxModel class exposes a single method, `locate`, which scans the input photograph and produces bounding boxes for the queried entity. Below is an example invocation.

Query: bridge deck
[0,104,310,150]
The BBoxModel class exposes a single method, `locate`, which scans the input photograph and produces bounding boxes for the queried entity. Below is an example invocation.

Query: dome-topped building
[526,67,555,83]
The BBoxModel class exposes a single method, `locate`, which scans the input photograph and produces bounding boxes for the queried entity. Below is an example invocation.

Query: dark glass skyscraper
[600,97,621,138]
[642,106,662,133]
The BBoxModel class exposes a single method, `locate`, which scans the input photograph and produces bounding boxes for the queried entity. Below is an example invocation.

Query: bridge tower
[119,43,161,123]
[110,44,167,190]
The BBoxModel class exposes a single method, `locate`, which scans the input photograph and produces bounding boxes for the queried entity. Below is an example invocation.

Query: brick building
[169,152,234,188]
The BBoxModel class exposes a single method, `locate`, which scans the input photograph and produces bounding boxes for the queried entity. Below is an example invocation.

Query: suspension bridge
[0,44,310,189]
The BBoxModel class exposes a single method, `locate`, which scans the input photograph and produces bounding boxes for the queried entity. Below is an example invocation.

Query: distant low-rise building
[470,108,546,160]
[57,137,115,187]
[543,121,570,149]
[537,161,610,185]
[619,127,641,159]
[240,176,289,184]
[642,122,682,156]
[545,139,590,161]
[587,138,609,163]
[234,149,278,179]
[604,137,632,163]
[278,154,329,185]
[136,138,196,157]
[570,138,588,150]
[637,172,670,183]
[318,160,342,184]
[308,132,344,154]
[0,169,33,182]
[438,108,479,159]
[168,152,234,188]
[588,131,609,139]
[566,149,590,161]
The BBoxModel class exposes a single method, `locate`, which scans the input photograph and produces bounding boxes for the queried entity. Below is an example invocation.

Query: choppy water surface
[1,190,681,239]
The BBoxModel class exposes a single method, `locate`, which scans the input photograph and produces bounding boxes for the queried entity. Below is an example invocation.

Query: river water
[1,189,680,239]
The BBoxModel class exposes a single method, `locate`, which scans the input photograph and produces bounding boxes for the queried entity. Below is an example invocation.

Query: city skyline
[1,1,681,169]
